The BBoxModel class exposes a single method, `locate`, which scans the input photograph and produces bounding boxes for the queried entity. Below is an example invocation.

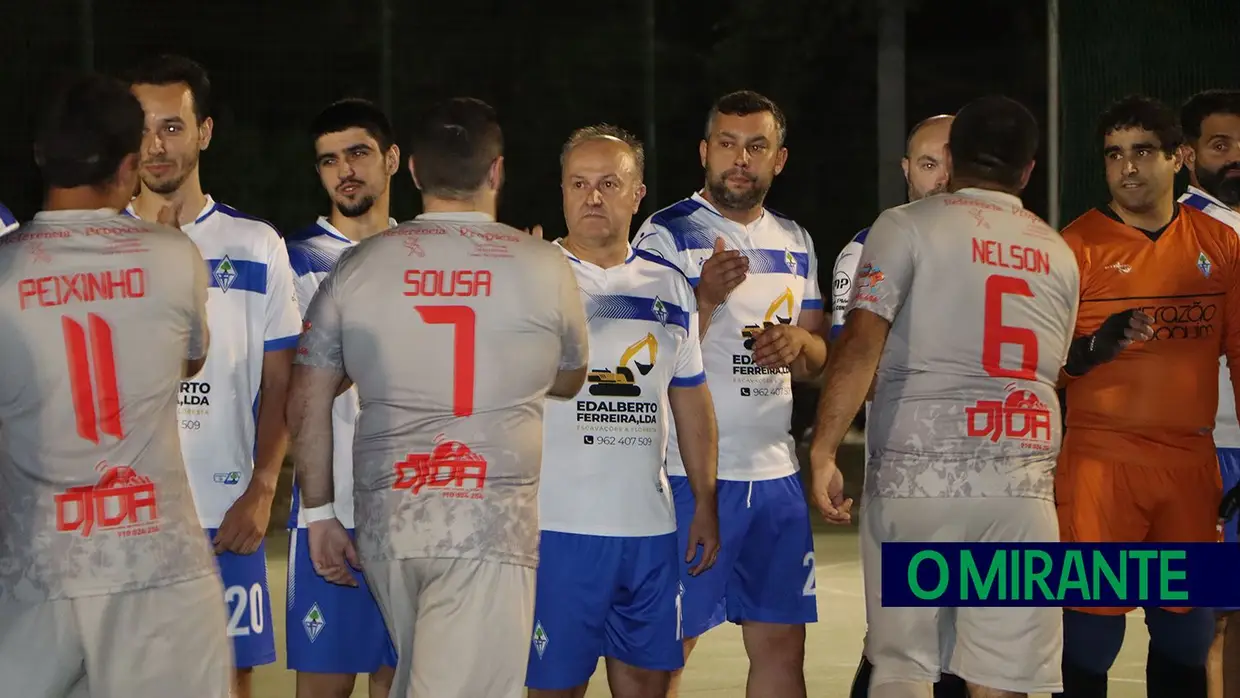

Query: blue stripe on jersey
[287,238,337,276]
[265,335,300,352]
[803,298,824,310]
[670,371,707,388]
[853,227,870,244]
[746,248,810,278]
[1182,193,1214,213]
[206,258,268,294]
[634,249,694,287]
[650,199,715,251]
[214,202,282,236]
[587,293,690,332]
[0,202,17,228]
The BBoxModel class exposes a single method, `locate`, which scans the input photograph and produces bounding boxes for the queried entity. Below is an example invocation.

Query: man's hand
[213,487,275,555]
[809,447,853,525]
[1064,308,1155,377]
[156,201,183,229]
[685,505,721,576]
[697,237,749,308]
[308,518,361,587]
[751,323,811,369]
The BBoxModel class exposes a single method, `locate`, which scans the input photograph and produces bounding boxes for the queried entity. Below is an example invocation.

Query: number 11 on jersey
[63,313,124,443]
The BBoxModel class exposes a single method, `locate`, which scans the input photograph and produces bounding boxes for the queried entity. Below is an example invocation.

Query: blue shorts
[285,527,397,674]
[526,531,684,690]
[671,474,818,637]
[205,528,276,668]
[1219,449,1240,612]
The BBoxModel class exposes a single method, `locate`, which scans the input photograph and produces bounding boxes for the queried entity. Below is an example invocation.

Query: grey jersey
[848,188,1080,500]
[0,209,214,602]
[296,213,589,568]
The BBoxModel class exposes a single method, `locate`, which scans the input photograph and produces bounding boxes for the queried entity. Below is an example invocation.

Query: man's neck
[43,188,116,213]
[1109,198,1175,233]
[562,235,628,269]
[131,171,207,227]
[948,178,1021,198]
[421,193,495,219]
[700,188,763,226]
[328,203,391,242]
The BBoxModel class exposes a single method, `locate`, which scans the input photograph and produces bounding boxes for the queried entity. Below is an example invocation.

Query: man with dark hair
[525,124,719,698]
[0,73,229,697]
[633,90,827,698]
[124,54,303,698]
[811,94,1081,698]
[287,96,589,698]
[284,97,399,698]
[1180,88,1240,698]
[833,112,970,698]
[1054,94,1240,698]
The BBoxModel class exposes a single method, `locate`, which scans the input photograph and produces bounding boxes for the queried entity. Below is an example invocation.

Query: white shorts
[365,557,535,698]
[0,574,231,698]
[860,496,1063,695]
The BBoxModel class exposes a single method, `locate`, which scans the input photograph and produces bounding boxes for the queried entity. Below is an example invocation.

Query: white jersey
[0,202,17,235]
[851,188,1080,500]
[1180,186,1240,449]
[285,216,395,529]
[830,228,868,341]
[634,192,824,481]
[125,196,303,526]
[540,243,706,537]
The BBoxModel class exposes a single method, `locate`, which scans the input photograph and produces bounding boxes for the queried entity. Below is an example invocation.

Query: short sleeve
[670,280,706,387]
[295,267,345,373]
[0,203,17,235]
[830,237,864,340]
[633,220,694,283]
[846,209,916,324]
[800,226,824,311]
[555,255,589,370]
[265,237,304,351]
[185,239,210,361]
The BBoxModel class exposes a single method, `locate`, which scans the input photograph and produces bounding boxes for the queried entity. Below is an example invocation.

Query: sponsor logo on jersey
[303,603,326,642]
[179,380,211,406]
[1104,262,1132,274]
[54,462,161,538]
[1198,251,1213,279]
[213,471,242,485]
[580,334,661,427]
[740,287,794,350]
[392,435,487,500]
[213,255,238,293]
[965,384,1053,451]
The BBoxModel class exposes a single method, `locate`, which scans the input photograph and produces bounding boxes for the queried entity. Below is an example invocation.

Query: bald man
[828,114,969,698]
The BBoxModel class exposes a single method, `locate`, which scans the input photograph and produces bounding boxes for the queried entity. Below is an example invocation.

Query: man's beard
[706,169,770,210]
[140,150,198,196]
[1197,161,1240,207]
[337,194,377,218]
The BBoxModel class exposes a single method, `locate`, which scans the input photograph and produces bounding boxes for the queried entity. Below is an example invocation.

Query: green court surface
[251,525,1151,697]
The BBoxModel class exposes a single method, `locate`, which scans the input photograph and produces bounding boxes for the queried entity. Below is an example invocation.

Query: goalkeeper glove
[1063,308,1142,377]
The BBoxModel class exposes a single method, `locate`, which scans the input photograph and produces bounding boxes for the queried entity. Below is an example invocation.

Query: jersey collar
[954,187,1024,209]
[315,215,399,244]
[1184,185,1234,212]
[121,194,218,227]
[554,239,637,268]
[414,211,495,222]
[32,208,119,222]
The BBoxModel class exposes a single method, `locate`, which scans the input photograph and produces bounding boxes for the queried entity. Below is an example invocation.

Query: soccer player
[832,113,970,698]
[633,90,828,698]
[287,97,590,698]
[525,125,720,698]
[811,95,1081,698]
[285,98,400,698]
[0,73,229,697]
[124,54,302,698]
[1180,88,1240,698]
[0,202,16,234]
[1055,95,1240,698]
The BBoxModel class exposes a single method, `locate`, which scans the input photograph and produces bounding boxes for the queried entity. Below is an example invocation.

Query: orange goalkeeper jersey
[1062,204,1240,458]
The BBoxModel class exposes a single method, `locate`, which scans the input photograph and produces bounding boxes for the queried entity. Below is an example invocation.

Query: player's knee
[295,672,357,698]
[1147,608,1215,667]
[1062,610,1126,674]
[742,622,805,668]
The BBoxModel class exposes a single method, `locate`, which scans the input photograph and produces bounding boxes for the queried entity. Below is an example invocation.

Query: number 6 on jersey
[981,274,1038,381]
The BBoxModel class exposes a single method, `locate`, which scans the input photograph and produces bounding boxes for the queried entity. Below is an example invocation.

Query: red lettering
[18,268,147,310]
[971,239,1051,276]
[403,269,493,298]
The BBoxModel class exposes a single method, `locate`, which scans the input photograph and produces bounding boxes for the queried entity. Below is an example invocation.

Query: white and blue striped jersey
[285,216,395,529]
[830,227,868,341]
[0,202,18,235]
[1181,185,1240,449]
[125,195,302,526]
[540,243,706,537]
[633,191,824,481]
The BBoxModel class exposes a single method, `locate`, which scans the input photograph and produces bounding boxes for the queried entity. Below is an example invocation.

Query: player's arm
[633,221,729,339]
[550,254,589,399]
[808,211,915,523]
[667,296,720,575]
[1055,236,1152,380]
[291,261,354,397]
[184,238,210,377]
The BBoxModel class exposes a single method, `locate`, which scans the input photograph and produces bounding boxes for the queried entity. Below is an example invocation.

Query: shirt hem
[539,523,677,538]
[666,468,799,483]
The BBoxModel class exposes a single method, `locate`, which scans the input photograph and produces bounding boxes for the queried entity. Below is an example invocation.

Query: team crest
[1198,251,1213,279]
[532,621,549,659]
[302,603,326,642]
[213,255,238,292]
[652,296,669,326]
[785,248,797,275]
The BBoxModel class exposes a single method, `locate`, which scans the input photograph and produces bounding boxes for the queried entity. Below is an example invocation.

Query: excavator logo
[741,287,794,350]
[588,333,659,397]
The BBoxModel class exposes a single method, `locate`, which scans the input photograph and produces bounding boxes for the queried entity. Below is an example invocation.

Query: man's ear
[198,116,214,151]
[386,145,401,177]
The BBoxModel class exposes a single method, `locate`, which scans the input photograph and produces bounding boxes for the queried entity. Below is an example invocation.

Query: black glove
[1221,483,1240,539]
[1063,308,1142,377]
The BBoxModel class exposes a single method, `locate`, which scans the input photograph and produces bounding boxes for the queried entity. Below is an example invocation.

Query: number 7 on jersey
[414,305,477,417]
